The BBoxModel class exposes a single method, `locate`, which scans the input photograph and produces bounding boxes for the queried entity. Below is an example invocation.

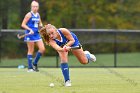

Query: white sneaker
[65,80,72,87]
[90,53,96,62]
[27,69,34,72]
[84,51,96,62]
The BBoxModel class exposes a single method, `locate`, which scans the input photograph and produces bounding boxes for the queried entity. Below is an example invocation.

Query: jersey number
[34,21,38,28]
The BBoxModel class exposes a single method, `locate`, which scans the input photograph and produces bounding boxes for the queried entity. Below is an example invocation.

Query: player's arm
[48,39,67,52]
[21,12,34,34]
[60,28,75,47]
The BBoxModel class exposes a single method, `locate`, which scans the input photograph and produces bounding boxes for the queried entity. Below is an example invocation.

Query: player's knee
[39,48,45,54]
[81,62,87,65]
[79,57,88,65]
[28,49,34,54]
[82,61,88,65]
[79,59,88,65]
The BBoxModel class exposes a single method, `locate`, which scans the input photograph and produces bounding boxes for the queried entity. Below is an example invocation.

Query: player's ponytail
[39,27,50,44]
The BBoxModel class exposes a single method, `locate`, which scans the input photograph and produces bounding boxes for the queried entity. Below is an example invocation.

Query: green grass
[0,68,140,93]
[0,53,140,92]
[1,53,140,67]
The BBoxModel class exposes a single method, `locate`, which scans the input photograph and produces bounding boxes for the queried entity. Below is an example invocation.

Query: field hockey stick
[70,45,82,49]
[17,24,43,39]
[17,33,31,39]
[17,26,43,39]
[63,45,82,52]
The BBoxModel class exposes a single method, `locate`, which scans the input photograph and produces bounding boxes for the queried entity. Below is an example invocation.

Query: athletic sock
[33,51,42,65]
[27,55,33,69]
[60,63,70,82]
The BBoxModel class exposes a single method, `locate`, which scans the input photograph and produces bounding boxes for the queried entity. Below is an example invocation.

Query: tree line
[1,0,140,29]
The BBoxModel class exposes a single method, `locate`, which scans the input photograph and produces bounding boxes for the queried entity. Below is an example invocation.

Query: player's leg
[33,40,45,71]
[71,48,96,64]
[27,42,35,72]
[58,51,71,87]
[72,49,88,64]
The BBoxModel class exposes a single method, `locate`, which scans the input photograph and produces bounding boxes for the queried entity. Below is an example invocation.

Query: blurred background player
[40,24,96,86]
[21,1,45,72]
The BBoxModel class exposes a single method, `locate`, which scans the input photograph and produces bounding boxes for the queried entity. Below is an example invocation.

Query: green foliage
[1,0,140,59]
[1,0,140,29]
[1,34,26,58]
[40,0,140,29]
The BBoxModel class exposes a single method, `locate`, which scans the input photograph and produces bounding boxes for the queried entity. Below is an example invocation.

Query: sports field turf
[0,53,140,93]
[1,53,140,67]
[0,68,139,93]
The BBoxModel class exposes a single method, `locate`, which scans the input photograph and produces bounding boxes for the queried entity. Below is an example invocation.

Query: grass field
[1,53,140,67]
[0,53,140,93]
[0,68,140,93]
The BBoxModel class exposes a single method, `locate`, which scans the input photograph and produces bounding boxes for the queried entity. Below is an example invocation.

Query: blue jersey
[24,12,42,42]
[54,29,80,47]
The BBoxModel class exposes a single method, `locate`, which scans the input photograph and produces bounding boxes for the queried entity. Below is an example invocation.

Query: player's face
[31,3,39,13]
[47,28,57,39]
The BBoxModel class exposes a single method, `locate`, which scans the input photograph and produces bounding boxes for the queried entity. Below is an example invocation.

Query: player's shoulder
[59,28,71,35]
[25,12,32,18]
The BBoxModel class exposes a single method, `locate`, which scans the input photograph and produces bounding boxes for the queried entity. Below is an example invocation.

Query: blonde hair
[31,1,39,7]
[39,24,57,44]
[31,1,39,12]
[45,24,57,33]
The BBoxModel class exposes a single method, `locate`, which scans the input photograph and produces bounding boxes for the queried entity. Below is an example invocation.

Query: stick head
[17,34,21,39]
[17,34,24,39]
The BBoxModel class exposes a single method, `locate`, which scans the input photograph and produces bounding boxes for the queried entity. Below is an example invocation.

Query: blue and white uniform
[54,29,81,83]
[54,29,81,47]
[24,11,42,42]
